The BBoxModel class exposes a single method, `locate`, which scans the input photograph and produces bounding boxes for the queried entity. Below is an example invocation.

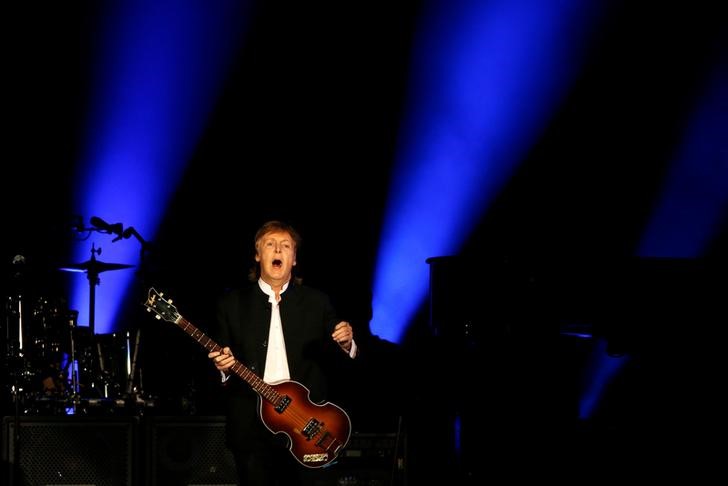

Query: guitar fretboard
[174,316,283,405]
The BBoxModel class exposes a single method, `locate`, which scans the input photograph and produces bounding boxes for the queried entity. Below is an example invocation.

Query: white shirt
[258,278,291,384]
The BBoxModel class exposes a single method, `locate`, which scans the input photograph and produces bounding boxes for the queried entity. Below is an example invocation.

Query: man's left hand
[332,321,354,353]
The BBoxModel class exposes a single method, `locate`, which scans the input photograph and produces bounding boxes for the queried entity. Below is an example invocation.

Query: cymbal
[58,259,134,274]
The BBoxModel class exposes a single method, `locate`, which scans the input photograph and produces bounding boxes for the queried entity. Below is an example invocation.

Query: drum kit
[2,251,151,415]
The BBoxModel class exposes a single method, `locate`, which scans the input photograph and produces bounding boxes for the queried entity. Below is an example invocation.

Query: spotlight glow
[371,0,602,342]
[70,1,248,334]
[638,62,728,257]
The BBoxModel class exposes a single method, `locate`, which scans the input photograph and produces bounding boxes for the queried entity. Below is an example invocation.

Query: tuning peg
[155,315,161,320]
[168,299,173,304]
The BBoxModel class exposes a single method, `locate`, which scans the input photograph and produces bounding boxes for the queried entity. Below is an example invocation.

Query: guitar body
[259,380,352,468]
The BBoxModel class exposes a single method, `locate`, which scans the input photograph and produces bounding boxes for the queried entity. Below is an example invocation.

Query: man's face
[255,230,297,287]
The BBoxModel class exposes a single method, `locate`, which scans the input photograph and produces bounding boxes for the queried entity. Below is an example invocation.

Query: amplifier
[147,415,237,486]
[2,415,137,486]
[316,431,407,486]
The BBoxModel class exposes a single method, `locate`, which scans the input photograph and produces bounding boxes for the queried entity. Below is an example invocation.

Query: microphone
[90,216,124,240]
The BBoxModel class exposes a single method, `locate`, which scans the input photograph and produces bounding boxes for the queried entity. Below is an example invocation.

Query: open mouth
[272,259,282,268]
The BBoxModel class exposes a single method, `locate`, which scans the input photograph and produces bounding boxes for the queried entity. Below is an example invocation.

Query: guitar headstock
[144,287,181,324]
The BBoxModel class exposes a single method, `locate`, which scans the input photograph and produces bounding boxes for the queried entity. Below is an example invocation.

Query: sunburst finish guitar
[143,287,351,468]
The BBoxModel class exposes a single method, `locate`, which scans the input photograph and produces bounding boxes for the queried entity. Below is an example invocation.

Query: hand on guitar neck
[209,346,235,374]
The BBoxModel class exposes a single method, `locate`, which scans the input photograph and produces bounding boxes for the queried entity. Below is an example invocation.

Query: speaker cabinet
[147,416,237,486]
[2,415,137,486]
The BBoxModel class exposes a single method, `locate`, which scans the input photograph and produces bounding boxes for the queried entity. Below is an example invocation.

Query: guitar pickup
[301,418,323,440]
[275,395,291,413]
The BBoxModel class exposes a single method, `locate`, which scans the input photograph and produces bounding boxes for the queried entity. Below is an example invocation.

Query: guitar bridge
[275,395,291,413]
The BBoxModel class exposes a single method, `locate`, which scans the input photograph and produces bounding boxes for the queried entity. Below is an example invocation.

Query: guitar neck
[174,316,280,404]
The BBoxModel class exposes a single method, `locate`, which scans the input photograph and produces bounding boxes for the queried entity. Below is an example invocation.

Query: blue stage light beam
[70,1,248,334]
[371,0,602,343]
[638,60,728,257]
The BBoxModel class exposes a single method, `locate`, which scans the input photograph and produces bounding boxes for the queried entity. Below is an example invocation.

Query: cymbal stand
[86,243,102,337]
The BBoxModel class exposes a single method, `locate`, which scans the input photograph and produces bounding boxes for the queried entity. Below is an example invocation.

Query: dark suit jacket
[213,281,345,452]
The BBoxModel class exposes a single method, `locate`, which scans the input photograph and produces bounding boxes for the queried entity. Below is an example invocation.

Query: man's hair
[248,220,303,283]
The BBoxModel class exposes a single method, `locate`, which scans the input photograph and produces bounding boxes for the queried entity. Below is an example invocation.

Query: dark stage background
[2,1,727,483]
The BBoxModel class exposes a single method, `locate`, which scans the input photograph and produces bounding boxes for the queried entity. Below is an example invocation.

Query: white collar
[258,278,289,300]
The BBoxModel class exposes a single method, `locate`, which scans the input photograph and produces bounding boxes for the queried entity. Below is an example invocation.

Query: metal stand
[66,310,80,413]
[126,328,142,396]
[4,258,29,486]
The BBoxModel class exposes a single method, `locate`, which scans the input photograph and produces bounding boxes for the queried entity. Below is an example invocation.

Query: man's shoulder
[289,282,329,299]
[217,282,260,304]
